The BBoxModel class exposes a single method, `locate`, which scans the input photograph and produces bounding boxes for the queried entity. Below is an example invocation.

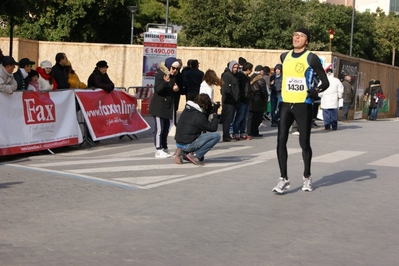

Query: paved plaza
[1,117,399,266]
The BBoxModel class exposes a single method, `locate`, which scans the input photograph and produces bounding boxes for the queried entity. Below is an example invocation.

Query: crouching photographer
[174,94,221,165]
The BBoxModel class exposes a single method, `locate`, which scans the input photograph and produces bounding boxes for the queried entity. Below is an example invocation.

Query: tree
[373,10,399,65]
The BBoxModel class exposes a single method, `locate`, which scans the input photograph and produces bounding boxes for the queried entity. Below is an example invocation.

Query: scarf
[36,67,58,90]
[29,81,40,92]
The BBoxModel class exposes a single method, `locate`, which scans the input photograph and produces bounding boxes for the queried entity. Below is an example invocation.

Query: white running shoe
[292,131,300,135]
[163,149,174,155]
[155,150,172,158]
[302,177,313,192]
[272,177,291,194]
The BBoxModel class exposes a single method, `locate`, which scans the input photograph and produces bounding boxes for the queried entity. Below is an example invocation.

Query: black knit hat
[295,27,311,42]
[96,60,108,68]
[238,57,247,65]
[254,65,263,72]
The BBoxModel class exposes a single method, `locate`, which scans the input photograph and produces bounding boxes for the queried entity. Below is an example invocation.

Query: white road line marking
[28,157,156,167]
[312,150,366,163]
[368,154,399,167]
[139,160,263,189]
[67,162,238,174]
[27,146,254,167]
[113,175,185,186]
[3,164,139,190]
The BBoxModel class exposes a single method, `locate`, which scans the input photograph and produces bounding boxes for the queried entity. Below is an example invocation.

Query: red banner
[75,89,150,140]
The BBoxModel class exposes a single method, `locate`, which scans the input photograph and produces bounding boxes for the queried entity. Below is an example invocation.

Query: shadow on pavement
[286,168,377,193]
[0,182,24,189]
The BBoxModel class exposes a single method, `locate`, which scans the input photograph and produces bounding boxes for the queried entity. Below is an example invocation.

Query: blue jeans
[233,102,249,136]
[270,94,280,124]
[371,108,379,120]
[342,103,350,121]
[322,108,338,130]
[180,132,221,159]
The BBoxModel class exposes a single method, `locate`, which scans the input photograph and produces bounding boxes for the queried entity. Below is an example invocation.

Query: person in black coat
[221,60,240,142]
[52,53,70,89]
[14,58,35,90]
[183,59,204,101]
[175,93,221,165]
[148,57,180,158]
[87,60,115,93]
[247,69,268,137]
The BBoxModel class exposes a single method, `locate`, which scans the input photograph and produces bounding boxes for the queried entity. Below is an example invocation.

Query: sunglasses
[171,66,180,70]
[293,32,307,38]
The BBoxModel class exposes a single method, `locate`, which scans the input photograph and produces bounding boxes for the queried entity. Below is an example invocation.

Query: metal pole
[127,6,138,45]
[9,16,14,56]
[350,0,355,56]
[165,0,169,33]
[130,13,134,45]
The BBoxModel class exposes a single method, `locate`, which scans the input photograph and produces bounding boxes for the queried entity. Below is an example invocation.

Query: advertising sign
[0,90,82,156]
[142,32,178,87]
[75,89,150,141]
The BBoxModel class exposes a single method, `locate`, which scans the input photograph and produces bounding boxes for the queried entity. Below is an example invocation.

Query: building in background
[319,0,399,13]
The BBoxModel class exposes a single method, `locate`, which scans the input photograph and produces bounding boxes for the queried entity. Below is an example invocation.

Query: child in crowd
[27,70,41,92]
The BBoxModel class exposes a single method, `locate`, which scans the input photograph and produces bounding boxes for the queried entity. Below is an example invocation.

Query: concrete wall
[1,38,398,118]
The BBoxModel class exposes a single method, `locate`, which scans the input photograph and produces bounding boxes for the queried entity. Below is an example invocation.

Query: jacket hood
[165,57,177,69]
[229,61,238,72]
[250,73,263,85]
[186,100,202,112]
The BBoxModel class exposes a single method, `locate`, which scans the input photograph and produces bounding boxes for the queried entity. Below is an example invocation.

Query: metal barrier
[127,86,154,116]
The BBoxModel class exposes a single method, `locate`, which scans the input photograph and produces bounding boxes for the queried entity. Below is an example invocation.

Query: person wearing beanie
[319,69,343,131]
[272,27,330,194]
[26,69,40,92]
[270,63,283,127]
[149,57,180,158]
[0,56,18,94]
[37,60,57,91]
[238,57,247,70]
[221,60,240,142]
[247,65,268,137]
[87,60,114,92]
[254,65,264,73]
[13,57,35,90]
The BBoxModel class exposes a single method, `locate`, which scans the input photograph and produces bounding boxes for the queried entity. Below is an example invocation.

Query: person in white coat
[199,69,223,102]
[319,68,343,130]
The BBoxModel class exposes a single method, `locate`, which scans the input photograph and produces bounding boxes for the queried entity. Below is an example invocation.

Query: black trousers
[247,111,263,136]
[277,103,313,178]
[222,104,236,139]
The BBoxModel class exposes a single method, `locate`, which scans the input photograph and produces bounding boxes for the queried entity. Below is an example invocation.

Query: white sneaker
[155,150,171,158]
[302,177,313,191]
[292,131,300,135]
[272,177,291,194]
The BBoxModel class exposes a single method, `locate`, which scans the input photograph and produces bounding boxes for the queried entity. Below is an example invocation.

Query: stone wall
[1,38,398,118]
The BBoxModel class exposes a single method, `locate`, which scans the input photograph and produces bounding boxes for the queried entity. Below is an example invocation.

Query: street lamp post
[165,0,169,33]
[127,6,138,45]
[350,0,355,56]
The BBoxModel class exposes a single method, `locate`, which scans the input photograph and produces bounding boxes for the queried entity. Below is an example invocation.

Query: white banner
[0,90,83,156]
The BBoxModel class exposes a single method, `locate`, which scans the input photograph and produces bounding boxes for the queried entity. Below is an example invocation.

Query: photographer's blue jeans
[181,132,221,159]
